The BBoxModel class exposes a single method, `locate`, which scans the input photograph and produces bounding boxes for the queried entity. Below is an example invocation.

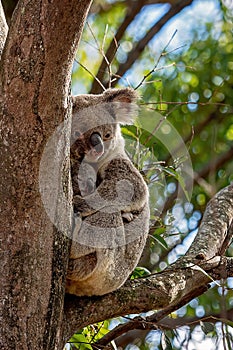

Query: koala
[71,159,96,197]
[66,88,150,296]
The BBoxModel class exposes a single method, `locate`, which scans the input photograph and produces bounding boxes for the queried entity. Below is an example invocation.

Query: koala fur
[66,88,150,296]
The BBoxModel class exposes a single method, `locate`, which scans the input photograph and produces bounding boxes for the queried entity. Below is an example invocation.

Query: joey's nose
[90,133,103,154]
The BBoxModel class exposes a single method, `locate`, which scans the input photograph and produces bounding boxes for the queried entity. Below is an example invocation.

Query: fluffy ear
[102,87,138,104]
[102,88,138,124]
[72,93,101,114]
[72,87,138,127]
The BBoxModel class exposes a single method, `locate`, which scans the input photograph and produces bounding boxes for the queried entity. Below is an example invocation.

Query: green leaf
[153,226,166,235]
[163,167,191,201]
[131,266,151,279]
[121,126,139,140]
[69,334,93,350]
[152,232,168,250]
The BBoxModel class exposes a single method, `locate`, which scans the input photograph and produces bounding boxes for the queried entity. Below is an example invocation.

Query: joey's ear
[102,88,138,124]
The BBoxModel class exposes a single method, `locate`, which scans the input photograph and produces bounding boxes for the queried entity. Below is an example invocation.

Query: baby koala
[71,160,96,197]
[66,88,150,296]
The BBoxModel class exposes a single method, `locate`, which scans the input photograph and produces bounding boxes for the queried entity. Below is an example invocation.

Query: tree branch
[63,184,233,342]
[187,184,233,259]
[95,255,233,346]
[194,146,233,184]
[114,306,233,348]
[90,0,195,93]
[89,0,180,16]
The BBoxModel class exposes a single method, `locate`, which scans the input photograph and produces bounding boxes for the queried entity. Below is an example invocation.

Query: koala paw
[122,212,134,222]
[73,211,82,229]
[73,195,87,212]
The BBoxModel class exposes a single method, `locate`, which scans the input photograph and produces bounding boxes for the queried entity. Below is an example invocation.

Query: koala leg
[67,251,97,281]
[70,213,96,259]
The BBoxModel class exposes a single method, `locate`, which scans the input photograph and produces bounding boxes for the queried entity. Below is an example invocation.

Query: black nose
[90,133,103,154]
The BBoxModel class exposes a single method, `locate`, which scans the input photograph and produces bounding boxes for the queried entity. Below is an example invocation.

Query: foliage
[67,321,110,350]
[68,0,233,349]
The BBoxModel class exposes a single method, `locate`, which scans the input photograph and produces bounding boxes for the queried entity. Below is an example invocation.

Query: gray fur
[66,88,150,296]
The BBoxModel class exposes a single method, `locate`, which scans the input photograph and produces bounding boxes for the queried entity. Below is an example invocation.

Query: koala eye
[104,132,112,140]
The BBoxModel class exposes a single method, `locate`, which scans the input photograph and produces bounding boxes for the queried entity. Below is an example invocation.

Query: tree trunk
[0,1,92,349]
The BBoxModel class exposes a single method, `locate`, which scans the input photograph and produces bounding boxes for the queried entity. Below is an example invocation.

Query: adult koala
[66,88,150,296]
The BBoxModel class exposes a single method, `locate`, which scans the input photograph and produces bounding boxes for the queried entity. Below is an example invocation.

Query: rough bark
[0,1,92,349]
[62,184,233,343]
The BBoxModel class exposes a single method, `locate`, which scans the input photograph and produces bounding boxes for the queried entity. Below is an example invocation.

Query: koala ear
[102,88,138,125]
[72,93,100,114]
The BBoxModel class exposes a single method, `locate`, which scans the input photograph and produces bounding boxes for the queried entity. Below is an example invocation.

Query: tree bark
[0,1,92,349]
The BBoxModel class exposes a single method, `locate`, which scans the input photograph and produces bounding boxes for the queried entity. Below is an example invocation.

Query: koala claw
[122,212,134,222]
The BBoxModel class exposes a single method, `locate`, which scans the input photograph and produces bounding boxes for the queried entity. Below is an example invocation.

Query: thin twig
[100,25,113,88]
[86,21,99,50]
[134,30,178,90]
[164,29,178,51]
[101,24,109,52]
[74,59,106,91]
[111,0,193,88]
[111,73,133,88]
[90,0,146,93]
[86,22,118,89]
[140,101,229,107]
[143,105,179,145]
[165,43,187,55]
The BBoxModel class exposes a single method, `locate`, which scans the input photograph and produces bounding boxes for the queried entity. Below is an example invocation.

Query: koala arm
[73,158,148,216]
[98,157,149,211]
[73,194,99,216]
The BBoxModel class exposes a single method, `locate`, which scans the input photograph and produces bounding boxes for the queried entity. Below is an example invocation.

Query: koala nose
[90,133,104,154]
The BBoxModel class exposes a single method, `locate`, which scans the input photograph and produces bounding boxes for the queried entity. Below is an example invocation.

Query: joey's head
[71,88,138,164]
